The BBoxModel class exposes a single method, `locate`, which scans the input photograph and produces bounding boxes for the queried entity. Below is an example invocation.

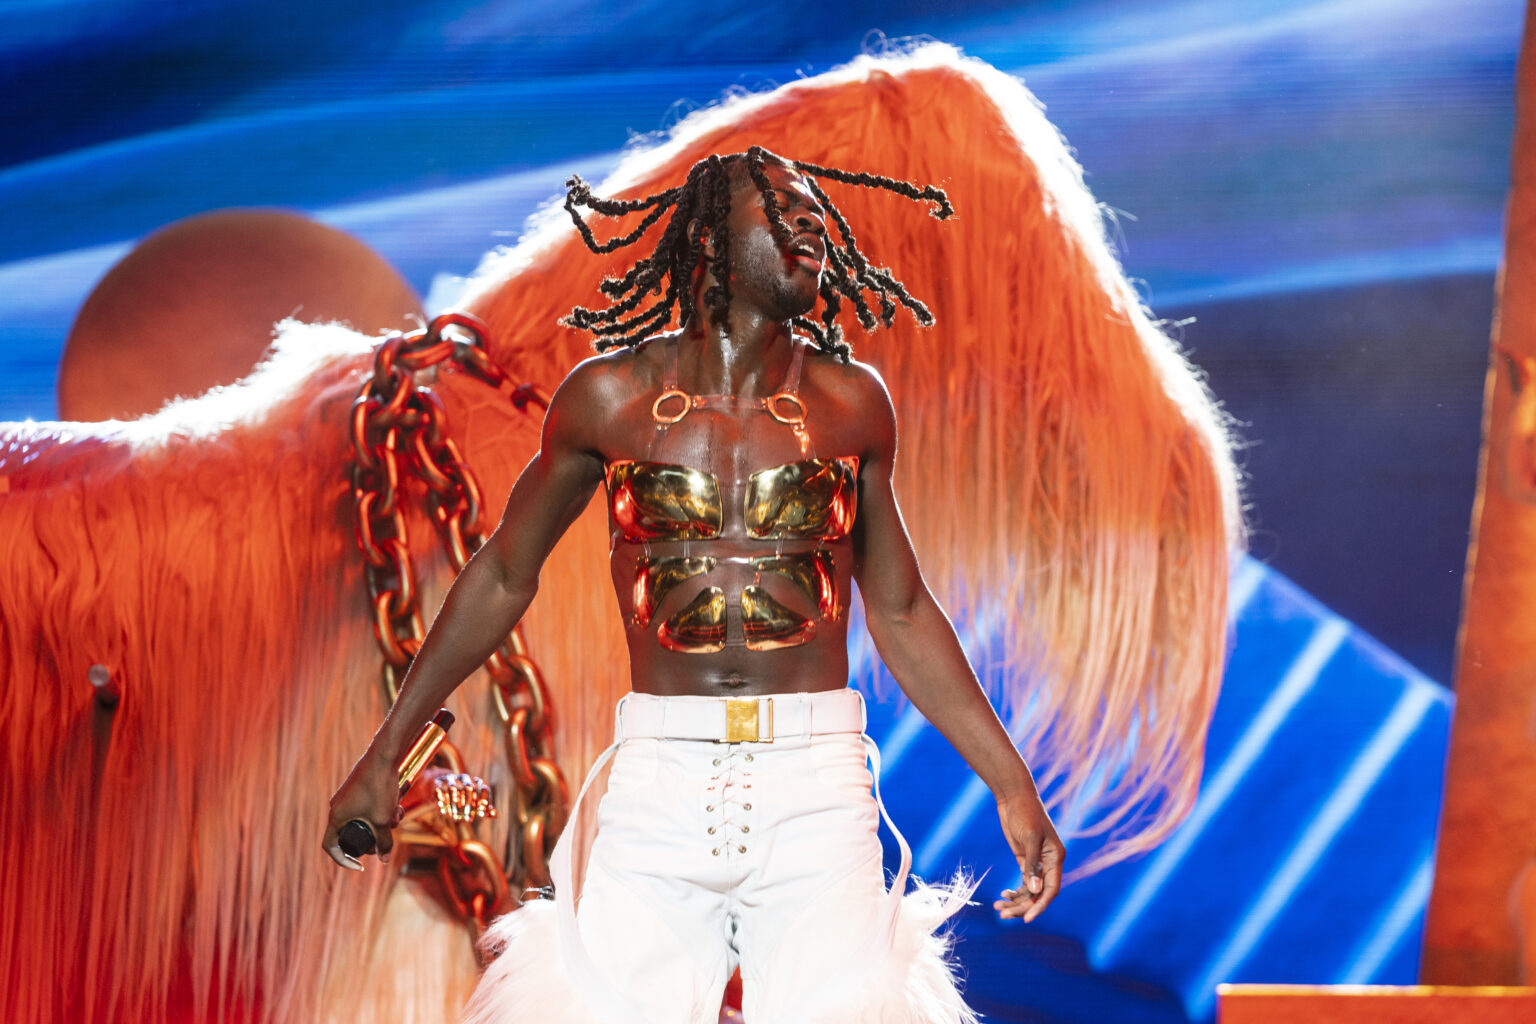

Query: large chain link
[348,311,567,935]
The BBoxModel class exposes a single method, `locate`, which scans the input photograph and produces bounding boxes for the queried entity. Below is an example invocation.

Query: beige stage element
[1422,0,1536,986]
[58,208,423,421]
[1217,985,1536,1024]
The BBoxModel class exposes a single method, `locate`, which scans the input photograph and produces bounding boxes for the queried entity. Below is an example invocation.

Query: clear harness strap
[648,338,812,451]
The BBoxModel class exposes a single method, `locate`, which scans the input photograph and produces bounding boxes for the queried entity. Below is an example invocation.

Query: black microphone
[338,708,455,858]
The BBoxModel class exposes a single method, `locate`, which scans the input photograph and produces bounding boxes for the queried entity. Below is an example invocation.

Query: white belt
[616,689,866,743]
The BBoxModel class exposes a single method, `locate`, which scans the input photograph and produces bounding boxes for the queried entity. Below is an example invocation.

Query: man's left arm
[850,367,1064,922]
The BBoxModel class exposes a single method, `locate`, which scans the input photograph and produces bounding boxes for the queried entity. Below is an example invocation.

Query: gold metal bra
[605,461,722,542]
[605,456,858,543]
[745,458,858,540]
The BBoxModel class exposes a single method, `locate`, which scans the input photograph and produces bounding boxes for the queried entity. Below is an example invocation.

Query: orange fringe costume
[0,45,1239,1024]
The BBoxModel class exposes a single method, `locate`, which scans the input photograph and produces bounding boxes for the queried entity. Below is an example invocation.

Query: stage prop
[0,46,1238,1022]
[1217,984,1536,1024]
[57,209,424,421]
[1424,0,1536,986]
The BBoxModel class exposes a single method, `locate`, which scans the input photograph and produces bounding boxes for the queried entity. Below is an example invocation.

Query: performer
[325,146,1062,1022]
[0,44,1237,1024]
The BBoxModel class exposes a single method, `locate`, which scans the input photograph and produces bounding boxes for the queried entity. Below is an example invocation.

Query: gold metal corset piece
[751,550,840,622]
[646,551,839,653]
[741,586,816,650]
[606,461,723,542]
[745,457,859,540]
[656,587,727,653]
[632,555,716,628]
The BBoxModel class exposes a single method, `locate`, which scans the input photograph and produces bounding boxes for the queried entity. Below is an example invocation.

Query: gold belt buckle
[724,697,773,743]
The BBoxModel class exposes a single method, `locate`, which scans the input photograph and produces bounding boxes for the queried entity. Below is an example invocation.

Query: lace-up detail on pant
[706,747,756,856]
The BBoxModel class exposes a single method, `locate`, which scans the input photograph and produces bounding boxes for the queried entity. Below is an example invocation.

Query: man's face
[719,163,828,319]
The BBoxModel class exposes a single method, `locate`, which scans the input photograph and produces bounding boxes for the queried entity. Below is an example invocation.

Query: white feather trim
[459,901,607,1024]
[793,875,981,1024]
[460,875,978,1024]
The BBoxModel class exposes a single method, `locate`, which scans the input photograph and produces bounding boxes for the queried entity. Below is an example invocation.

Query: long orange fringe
[0,45,1238,1024]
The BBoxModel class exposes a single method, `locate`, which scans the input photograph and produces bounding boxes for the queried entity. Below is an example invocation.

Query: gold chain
[348,311,567,934]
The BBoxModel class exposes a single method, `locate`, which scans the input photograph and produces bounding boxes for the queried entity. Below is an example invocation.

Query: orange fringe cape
[0,45,1239,1024]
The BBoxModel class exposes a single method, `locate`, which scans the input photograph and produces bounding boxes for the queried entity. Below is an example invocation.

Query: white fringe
[457,877,978,1024]
[794,877,981,1024]
[459,901,606,1024]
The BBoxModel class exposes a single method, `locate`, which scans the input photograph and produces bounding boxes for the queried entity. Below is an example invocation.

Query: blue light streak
[1091,615,1349,966]
[1184,683,1440,1018]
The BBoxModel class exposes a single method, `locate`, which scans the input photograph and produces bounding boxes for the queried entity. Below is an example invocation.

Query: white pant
[461,691,977,1024]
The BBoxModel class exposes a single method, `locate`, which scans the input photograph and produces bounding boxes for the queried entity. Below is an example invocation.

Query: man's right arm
[323,360,609,866]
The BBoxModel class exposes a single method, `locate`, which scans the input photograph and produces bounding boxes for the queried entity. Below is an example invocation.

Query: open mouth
[787,238,824,272]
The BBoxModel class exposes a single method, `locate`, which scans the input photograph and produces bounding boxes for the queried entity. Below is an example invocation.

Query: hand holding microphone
[325,709,455,869]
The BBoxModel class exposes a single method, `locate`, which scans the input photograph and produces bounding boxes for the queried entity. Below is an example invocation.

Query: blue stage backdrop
[0,1,1521,1020]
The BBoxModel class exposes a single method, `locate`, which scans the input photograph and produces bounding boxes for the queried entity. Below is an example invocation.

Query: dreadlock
[561,146,952,361]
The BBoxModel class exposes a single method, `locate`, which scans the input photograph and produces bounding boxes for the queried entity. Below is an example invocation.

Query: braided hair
[561,146,952,361]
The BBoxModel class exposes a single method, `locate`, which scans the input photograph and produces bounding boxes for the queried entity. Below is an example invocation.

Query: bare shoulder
[549,348,633,409]
[802,346,898,457]
[546,337,678,457]
[541,354,610,451]
[804,349,890,406]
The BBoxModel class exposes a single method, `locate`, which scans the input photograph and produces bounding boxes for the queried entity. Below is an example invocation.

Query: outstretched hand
[993,790,1064,922]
